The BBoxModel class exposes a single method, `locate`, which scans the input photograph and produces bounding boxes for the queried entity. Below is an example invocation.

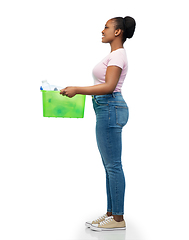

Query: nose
[102,29,104,35]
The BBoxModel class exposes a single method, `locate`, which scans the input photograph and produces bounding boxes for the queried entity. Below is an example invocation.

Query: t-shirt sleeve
[107,50,125,69]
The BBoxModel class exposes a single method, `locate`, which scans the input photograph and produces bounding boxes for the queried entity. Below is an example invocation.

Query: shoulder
[108,48,127,68]
[110,48,126,56]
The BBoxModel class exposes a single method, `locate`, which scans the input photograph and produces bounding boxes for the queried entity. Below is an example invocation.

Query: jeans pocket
[115,106,129,127]
[94,96,108,106]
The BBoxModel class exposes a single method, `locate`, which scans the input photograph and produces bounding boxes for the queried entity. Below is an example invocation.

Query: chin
[102,38,108,43]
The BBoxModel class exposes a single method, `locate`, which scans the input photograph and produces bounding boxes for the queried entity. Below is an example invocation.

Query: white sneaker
[85,213,108,228]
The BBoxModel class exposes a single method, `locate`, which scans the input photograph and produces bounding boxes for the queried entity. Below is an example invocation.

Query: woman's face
[101,19,116,43]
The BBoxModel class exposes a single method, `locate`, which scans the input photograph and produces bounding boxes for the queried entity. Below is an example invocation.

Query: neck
[110,40,124,52]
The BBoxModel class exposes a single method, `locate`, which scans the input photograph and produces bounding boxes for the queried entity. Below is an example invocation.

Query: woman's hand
[60,87,77,98]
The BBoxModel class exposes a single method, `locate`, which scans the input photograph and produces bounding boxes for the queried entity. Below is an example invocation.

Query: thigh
[94,94,128,166]
[96,122,122,168]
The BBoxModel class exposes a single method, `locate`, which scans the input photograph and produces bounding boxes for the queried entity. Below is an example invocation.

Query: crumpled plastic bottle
[40,80,62,91]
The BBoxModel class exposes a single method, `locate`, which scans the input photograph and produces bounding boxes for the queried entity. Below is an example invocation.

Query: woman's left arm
[60,66,122,98]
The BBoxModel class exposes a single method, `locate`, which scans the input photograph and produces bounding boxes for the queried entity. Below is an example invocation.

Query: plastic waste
[41,80,51,90]
[40,80,62,91]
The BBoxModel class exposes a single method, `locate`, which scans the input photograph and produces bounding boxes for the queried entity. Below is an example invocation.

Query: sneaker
[90,216,126,231]
[85,213,108,228]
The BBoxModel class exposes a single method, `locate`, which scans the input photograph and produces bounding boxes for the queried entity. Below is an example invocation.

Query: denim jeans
[92,92,129,215]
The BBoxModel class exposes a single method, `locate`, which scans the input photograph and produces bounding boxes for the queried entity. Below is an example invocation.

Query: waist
[92,92,127,107]
[92,92,122,99]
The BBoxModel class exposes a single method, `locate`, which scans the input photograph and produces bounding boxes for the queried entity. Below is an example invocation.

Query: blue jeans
[92,92,129,215]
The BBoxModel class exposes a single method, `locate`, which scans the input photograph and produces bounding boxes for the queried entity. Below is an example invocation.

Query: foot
[85,213,108,228]
[90,216,126,231]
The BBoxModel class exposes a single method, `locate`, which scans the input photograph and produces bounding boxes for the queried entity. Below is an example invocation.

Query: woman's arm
[60,66,122,98]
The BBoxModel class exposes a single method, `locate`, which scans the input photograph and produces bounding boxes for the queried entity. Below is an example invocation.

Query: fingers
[60,88,66,95]
[59,87,75,98]
[60,88,71,97]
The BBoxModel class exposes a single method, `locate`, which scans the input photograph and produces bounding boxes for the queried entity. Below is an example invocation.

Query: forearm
[75,83,114,96]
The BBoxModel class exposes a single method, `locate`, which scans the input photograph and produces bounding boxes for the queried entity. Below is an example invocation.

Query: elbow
[104,84,116,94]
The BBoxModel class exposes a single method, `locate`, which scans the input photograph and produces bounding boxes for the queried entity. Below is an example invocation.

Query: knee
[106,163,123,174]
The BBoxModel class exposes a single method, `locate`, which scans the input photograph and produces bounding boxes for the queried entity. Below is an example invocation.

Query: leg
[96,126,112,214]
[96,123,125,220]
[93,94,128,223]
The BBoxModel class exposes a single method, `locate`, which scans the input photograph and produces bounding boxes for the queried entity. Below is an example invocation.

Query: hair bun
[124,16,136,39]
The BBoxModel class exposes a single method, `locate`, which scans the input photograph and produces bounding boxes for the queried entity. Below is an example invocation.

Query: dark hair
[112,16,136,43]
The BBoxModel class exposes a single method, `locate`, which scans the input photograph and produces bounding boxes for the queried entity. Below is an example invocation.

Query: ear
[115,29,122,37]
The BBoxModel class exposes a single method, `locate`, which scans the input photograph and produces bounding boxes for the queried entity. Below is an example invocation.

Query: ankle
[113,215,124,222]
[107,211,112,217]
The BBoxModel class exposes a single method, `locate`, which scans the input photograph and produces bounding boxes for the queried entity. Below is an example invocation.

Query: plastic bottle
[50,85,62,91]
[41,80,51,90]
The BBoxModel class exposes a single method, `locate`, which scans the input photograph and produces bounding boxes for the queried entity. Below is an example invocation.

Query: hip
[92,92,129,128]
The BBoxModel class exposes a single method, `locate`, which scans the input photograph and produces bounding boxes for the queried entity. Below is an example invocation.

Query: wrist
[75,86,79,95]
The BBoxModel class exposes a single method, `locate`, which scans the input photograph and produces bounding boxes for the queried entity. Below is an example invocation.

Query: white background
[0,0,189,239]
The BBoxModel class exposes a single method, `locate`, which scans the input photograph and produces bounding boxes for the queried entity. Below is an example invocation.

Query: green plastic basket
[41,90,86,118]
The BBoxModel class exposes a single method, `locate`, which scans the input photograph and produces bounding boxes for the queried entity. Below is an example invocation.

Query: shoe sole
[90,225,126,231]
[85,222,91,228]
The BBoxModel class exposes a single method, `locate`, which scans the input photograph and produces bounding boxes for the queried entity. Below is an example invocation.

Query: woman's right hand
[60,87,77,98]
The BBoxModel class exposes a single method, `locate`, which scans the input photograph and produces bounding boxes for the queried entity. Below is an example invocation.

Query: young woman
[60,16,136,231]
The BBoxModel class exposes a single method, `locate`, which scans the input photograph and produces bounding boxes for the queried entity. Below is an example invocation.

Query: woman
[60,16,136,231]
